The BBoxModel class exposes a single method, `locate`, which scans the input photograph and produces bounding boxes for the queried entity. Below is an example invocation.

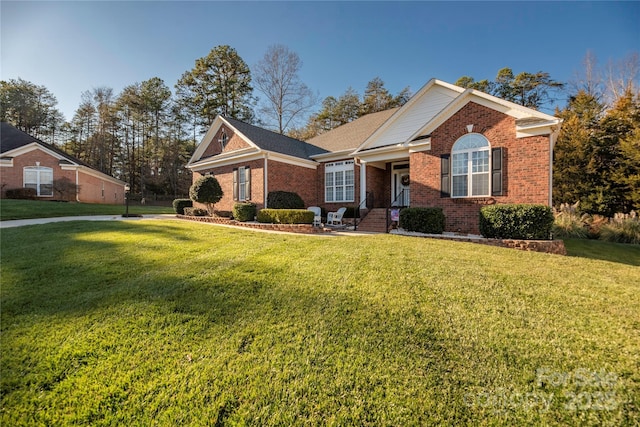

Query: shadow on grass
[2,220,475,424]
[563,238,640,266]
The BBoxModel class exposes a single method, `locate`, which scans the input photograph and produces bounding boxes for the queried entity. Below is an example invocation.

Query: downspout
[357,158,367,206]
[548,125,560,207]
[75,168,80,202]
[263,153,268,208]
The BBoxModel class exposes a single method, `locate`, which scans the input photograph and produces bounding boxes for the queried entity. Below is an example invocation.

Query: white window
[451,134,490,197]
[233,166,251,201]
[24,166,53,197]
[325,161,354,202]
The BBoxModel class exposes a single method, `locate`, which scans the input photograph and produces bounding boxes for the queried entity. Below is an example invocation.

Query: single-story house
[187,78,562,234]
[1,122,127,204]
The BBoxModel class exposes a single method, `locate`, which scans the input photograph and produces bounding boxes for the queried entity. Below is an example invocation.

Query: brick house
[187,79,562,233]
[1,122,126,204]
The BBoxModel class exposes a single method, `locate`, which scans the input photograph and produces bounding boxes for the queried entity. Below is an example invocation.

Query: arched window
[24,165,53,196]
[451,134,490,197]
[219,131,228,150]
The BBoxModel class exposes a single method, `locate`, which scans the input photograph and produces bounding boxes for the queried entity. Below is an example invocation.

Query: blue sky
[2,1,638,121]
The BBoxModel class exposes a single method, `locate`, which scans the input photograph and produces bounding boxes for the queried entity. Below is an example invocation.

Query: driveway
[0,214,175,228]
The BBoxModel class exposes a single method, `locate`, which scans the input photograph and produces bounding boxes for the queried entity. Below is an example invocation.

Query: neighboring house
[187,79,562,234]
[1,122,126,204]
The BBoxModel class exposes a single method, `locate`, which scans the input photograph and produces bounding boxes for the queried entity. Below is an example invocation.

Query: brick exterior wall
[1,148,124,204]
[410,102,551,234]
[192,158,320,212]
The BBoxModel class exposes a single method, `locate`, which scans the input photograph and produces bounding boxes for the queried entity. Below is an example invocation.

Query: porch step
[356,208,389,233]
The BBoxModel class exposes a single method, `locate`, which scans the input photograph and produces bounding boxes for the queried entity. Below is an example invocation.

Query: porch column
[359,160,367,205]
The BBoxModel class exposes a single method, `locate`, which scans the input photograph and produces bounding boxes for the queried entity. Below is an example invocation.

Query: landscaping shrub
[257,209,314,224]
[600,212,640,244]
[233,202,257,222]
[266,191,304,209]
[189,175,223,215]
[216,210,233,218]
[552,202,589,239]
[399,207,445,234]
[5,188,37,199]
[480,204,554,240]
[172,198,193,215]
[183,207,209,216]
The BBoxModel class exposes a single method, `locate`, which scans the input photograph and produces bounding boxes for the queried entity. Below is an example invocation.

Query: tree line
[1,47,638,215]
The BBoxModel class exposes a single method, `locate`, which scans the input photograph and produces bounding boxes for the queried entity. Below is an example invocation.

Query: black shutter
[492,147,503,196]
[440,154,450,198]
[245,167,251,200]
[232,168,238,201]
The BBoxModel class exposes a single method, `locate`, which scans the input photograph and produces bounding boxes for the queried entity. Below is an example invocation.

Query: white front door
[392,164,410,207]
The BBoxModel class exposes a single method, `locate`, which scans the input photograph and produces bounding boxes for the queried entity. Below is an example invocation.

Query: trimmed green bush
[267,191,304,209]
[399,207,445,234]
[233,202,257,222]
[257,209,314,224]
[189,175,223,215]
[480,204,554,240]
[5,188,37,199]
[183,207,209,217]
[172,198,193,215]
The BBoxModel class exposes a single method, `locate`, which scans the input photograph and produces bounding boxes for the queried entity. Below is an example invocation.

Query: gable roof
[1,122,88,167]
[353,79,562,155]
[306,108,399,153]
[223,117,328,159]
[1,122,125,184]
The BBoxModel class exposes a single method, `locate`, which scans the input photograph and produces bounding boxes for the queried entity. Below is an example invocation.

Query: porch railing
[386,189,408,233]
[353,191,374,231]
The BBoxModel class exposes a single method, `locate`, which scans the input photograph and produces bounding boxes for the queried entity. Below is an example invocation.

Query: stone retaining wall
[176,215,327,234]
[422,234,567,255]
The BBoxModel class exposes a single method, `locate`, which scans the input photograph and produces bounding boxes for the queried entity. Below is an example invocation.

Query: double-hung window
[24,166,53,197]
[451,134,490,197]
[233,166,251,201]
[325,161,354,203]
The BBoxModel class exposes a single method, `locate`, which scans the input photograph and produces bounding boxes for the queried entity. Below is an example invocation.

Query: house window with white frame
[24,165,53,197]
[451,134,490,197]
[233,166,251,201]
[325,161,354,203]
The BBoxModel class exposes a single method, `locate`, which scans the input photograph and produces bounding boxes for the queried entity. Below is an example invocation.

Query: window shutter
[244,167,251,200]
[233,168,238,201]
[492,147,503,196]
[440,154,450,198]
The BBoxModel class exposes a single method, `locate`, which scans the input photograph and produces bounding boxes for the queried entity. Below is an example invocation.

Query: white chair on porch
[327,207,347,226]
[307,206,322,227]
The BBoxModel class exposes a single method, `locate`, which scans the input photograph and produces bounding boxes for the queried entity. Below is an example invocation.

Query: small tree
[52,177,79,201]
[189,175,223,215]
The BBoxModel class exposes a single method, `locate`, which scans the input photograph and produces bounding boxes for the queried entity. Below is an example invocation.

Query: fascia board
[0,158,14,167]
[188,117,223,165]
[188,116,263,167]
[516,119,563,138]
[4,142,76,164]
[352,144,409,164]
[188,147,261,170]
[267,152,319,169]
[310,149,354,162]
[408,88,562,143]
[77,166,127,185]
[353,79,464,154]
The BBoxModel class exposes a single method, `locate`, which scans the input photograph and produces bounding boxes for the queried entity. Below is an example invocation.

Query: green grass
[1,221,639,425]
[0,199,174,220]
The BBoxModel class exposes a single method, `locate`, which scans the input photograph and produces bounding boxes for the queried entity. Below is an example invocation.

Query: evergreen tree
[175,45,254,132]
[0,78,64,143]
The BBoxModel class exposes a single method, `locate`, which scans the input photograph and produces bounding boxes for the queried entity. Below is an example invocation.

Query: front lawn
[1,221,638,425]
[0,199,174,220]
